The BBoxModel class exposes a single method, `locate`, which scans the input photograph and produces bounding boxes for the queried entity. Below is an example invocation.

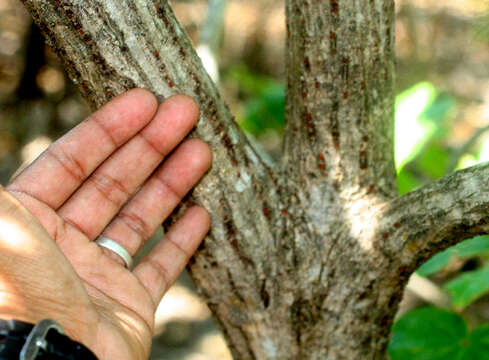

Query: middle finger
[100,138,212,257]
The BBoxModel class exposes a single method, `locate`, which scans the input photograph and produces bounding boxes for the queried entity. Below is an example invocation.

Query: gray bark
[19,0,489,359]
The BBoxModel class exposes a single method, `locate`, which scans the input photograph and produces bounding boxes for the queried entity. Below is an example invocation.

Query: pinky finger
[133,206,210,307]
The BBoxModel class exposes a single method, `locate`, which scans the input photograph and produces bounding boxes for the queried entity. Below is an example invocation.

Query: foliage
[389,80,489,358]
[226,65,285,137]
[417,235,489,277]
[394,82,438,172]
[445,266,489,309]
[239,85,284,136]
[394,84,456,194]
[389,307,489,360]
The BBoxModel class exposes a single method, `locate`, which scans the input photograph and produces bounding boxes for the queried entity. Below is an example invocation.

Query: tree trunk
[19,0,489,359]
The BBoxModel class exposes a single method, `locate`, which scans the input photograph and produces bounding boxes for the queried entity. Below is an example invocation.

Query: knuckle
[47,144,87,182]
[89,172,130,207]
[118,210,151,242]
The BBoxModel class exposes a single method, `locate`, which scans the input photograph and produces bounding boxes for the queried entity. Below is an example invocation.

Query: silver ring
[96,236,133,269]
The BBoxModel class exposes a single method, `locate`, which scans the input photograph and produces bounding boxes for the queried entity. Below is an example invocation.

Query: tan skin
[0,89,212,359]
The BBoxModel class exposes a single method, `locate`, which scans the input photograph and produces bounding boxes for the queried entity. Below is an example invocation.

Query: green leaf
[389,308,489,360]
[452,235,489,258]
[395,82,437,171]
[416,236,489,277]
[240,84,285,136]
[389,307,467,360]
[416,249,453,277]
[478,136,489,163]
[397,168,422,195]
[416,142,450,179]
[445,266,489,308]
[227,65,276,96]
[461,325,489,360]
[421,92,455,128]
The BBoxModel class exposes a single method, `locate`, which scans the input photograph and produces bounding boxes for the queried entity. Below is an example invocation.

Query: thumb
[0,186,93,332]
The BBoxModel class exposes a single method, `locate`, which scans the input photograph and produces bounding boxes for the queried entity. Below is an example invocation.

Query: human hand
[0,89,212,359]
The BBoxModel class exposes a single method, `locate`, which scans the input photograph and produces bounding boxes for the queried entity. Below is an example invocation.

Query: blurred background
[1,0,489,359]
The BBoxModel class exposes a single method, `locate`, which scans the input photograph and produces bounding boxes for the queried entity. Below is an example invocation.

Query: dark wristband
[0,319,98,360]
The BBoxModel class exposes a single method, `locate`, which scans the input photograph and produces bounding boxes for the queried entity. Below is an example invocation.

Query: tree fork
[281,0,400,357]
[19,0,489,359]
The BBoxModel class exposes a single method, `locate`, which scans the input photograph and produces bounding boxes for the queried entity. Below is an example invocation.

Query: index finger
[7,89,158,209]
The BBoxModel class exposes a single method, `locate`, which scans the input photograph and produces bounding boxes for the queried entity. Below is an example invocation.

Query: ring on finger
[95,236,133,269]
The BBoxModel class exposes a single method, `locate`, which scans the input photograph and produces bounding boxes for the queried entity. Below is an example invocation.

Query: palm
[20,196,156,359]
[1,90,211,360]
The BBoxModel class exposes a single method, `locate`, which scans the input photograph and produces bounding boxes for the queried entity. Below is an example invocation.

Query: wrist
[0,318,98,359]
[0,297,100,359]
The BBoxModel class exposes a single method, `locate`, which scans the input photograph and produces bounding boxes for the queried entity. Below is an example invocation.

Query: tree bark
[19,0,489,359]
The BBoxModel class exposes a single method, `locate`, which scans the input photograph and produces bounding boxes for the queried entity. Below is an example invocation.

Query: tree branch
[20,1,287,358]
[380,163,489,270]
[284,0,397,205]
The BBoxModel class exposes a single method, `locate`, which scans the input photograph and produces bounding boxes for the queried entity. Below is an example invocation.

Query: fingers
[133,206,210,306]
[57,95,200,239]
[8,89,158,209]
[101,139,212,255]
